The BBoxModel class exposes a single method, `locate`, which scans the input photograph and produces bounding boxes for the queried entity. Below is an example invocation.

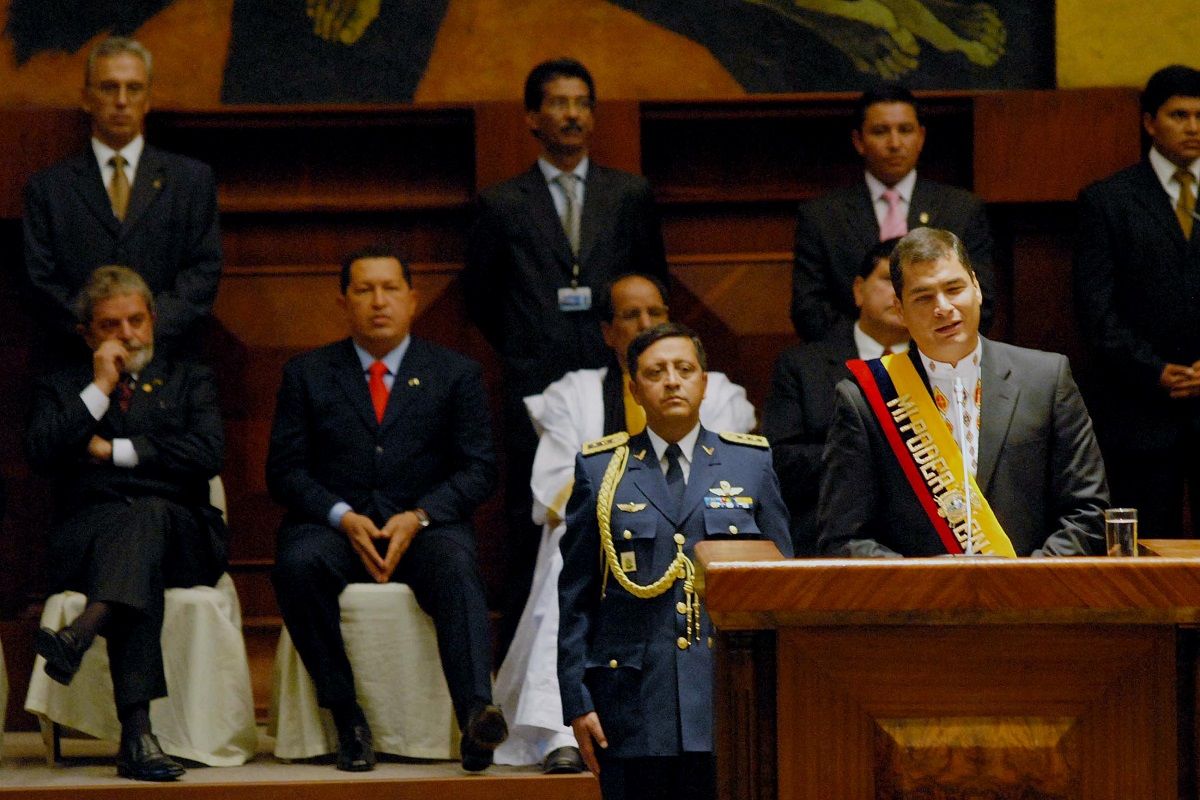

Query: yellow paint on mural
[1057,0,1198,88]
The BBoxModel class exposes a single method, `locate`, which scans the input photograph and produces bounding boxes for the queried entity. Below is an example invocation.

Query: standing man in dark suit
[764,238,907,555]
[792,83,994,342]
[23,36,221,365]
[463,57,669,649]
[267,246,506,773]
[27,266,227,781]
[1073,65,1200,538]
[819,228,1107,558]
[559,323,792,800]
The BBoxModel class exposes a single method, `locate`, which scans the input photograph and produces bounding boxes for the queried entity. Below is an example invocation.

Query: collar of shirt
[92,135,145,185]
[918,337,983,385]
[1149,146,1200,206]
[865,169,917,207]
[645,423,701,482]
[853,322,908,360]
[538,156,589,219]
[352,336,410,389]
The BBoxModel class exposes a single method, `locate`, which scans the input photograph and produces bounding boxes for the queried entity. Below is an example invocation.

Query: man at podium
[818,227,1108,558]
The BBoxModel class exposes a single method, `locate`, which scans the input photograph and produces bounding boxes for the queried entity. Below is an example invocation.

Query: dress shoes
[336,722,376,772]
[542,745,585,774]
[460,704,508,772]
[35,626,88,686]
[116,732,186,781]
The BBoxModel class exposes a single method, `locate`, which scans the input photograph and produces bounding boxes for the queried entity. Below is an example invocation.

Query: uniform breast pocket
[584,638,645,735]
[702,506,761,539]
[609,512,657,582]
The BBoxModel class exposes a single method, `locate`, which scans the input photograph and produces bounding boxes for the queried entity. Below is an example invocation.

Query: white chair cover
[23,574,257,766]
[268,582,458,760]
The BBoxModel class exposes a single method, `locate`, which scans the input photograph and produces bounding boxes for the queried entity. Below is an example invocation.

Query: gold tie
[1175,169,1195,239]
[621,372,646,435]
[108,155,129,221]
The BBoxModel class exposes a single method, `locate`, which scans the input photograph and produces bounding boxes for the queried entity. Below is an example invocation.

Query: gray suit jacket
[791,176,994,342]
[817,339,1108,557]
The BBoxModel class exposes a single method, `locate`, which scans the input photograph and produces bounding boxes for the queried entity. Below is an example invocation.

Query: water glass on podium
[1104,508,1138,557]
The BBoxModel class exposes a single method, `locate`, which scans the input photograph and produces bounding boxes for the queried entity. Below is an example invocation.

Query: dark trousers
[272,521,494,729]
[497,390,542,658]
[50,496,222,709]
[1105,432,1200,538]
[597,752,716,800]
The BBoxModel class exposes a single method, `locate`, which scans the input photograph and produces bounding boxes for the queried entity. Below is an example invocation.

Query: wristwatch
[412,508,431,528]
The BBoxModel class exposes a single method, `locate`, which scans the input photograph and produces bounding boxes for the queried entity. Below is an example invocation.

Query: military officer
[557,322,793,800]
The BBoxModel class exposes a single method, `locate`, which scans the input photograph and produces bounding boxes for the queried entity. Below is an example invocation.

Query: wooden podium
[696,541,1200,800]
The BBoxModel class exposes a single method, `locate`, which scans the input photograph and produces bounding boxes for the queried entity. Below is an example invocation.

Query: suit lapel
[847,181,881,252]
[976,339,1018,493]
[678,428,722,527]
[123,146,166,233]
[625,433,677,522]
[330,340,380,432]
[69,152,122,235]
[519,165,575,273]
[379,337,428,433]
[1129,161,1191,255]
[576,164,608,268]
[909,178,939,230]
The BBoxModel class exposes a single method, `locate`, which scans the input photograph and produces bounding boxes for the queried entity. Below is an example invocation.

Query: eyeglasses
[91,81,148,100]
[542,96,594,113]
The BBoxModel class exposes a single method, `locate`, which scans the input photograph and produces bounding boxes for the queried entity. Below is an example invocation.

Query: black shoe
[116,732,185,781]
[461,704,507,772]
[35,627,88,686]
[336,722,375,772]
[542,745,585,774]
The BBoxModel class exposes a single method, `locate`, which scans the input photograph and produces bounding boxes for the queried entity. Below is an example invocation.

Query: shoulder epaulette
[719,431,769,449]
[582,431,629,455]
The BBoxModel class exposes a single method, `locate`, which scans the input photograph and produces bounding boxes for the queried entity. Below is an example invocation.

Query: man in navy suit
[791,83,994,342]
[463,59,669,646]
[1073,65,1200,538]
[765,238,908,555]
[27,266,227,781]
[558,322,792,800]
[267,246,506,772]
[23,36,221,365]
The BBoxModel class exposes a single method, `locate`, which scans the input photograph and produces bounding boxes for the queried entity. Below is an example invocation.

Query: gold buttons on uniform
[673,533,685,545]
[623,530,633,540]
[677,637,689,650]
[676,601,688,615]
[609,659,619,669]
[728,525,738,535]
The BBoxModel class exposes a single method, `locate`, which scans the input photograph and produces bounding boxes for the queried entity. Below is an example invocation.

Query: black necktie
[665,443,685,513]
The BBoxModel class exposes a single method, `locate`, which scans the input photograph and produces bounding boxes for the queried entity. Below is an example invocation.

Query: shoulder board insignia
[719,432,770,449]
[582,431,629,455]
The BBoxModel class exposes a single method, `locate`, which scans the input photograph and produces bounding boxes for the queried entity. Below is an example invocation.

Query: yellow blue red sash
[846,353,1016,558]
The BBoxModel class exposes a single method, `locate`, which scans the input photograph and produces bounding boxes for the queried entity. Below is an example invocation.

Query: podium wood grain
[697,543,1200,800]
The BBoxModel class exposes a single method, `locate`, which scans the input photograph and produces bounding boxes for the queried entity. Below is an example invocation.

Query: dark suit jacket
[558,428,792,758]
[817,339,1108,557]
[265,337,497,531]
[762,327,857,555]
[463,163,668,398]
[1073,159,1200,450]
[23,145,222,353]
[25,357,228,584]
[791,176,995,341]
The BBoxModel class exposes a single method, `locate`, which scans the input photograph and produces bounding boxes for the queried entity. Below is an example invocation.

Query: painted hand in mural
[306,0,381,44]
[746,0,1006,77]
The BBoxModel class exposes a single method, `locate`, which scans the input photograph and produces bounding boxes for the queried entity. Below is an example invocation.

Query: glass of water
[1104,508,1138,557]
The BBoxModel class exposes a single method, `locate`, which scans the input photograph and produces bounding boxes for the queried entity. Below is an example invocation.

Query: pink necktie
[879,189,907,240]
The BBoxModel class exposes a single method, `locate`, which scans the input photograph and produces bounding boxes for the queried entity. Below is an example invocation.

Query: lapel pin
[407,377,420,387]
[634,449,647,461]
[701,445,714,456]
[153,178,163,190]
[141,383,152,392]
[617,502,647,513]
[918,211,930,224]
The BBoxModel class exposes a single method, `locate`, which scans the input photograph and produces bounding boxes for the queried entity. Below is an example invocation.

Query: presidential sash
[846,354,1016,558]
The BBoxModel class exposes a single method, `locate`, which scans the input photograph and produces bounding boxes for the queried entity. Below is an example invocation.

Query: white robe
[493,367,756,765]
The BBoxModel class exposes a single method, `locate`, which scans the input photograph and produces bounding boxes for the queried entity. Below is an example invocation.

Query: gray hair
[75,266,155,326]
[85,37,153,85]
[888,227,975,296]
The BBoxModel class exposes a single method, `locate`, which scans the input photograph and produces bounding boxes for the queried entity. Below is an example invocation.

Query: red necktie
[368,361,389,423]
[117,379,134,413]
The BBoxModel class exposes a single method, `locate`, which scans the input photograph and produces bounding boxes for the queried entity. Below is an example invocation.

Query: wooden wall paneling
[0,109,87,220]
[973,88,1142,203]
[714,630,778,800]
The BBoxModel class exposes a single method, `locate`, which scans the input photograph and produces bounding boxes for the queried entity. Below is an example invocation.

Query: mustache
[561,122,583,134]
